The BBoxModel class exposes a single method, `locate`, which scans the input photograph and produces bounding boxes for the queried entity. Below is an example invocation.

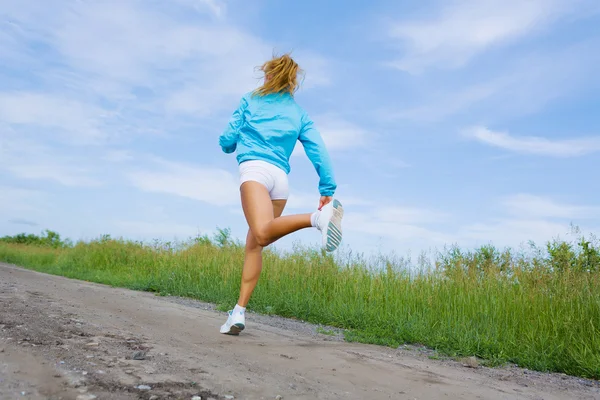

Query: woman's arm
[298,112,337,197]
[219,96,248,154]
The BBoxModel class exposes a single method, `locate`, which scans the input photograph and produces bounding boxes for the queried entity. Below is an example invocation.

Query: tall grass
[0,229,598,379]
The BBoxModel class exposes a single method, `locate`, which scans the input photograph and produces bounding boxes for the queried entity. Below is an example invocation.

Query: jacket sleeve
[219,95,248,154]
[298,112,337,197]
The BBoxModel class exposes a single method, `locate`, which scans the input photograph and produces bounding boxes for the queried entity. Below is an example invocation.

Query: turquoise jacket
[219,92,337,197]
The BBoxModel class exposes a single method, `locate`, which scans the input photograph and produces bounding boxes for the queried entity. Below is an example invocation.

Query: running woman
[218,53,344,335]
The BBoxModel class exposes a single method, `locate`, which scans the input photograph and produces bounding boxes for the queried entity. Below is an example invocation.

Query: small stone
[149,396,159,400]
[224,396,235,400]
[192,396,202,400]
[461,356,479,368]
[132,351,146,360]
[76,395,97,400]
[82,371,88,375]
[86,342,99,347]
[136,384,152,390]
[276,396,283,400]
[0,348,4,353]
[21,392,26,396]
[125,369,134,374]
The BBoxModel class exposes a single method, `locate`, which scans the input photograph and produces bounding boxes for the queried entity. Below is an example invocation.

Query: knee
[253,228,271,248]
[247,228,269,249]
[254,235,270,248]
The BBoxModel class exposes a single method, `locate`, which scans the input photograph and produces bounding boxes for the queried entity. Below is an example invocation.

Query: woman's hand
[318,196,332,210]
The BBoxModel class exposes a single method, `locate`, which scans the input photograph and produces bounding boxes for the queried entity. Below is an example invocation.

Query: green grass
[0,229,599,380]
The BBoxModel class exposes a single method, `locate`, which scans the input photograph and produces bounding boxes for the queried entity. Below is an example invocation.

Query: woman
[218,54,343,335]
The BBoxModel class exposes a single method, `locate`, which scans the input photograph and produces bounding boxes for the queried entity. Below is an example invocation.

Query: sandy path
[0,263,598,400]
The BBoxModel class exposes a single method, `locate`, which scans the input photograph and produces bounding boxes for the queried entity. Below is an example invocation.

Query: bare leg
[241,181,312,247]
[237,199,286,307]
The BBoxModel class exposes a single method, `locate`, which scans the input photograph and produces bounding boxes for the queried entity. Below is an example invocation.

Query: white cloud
[340,194,599,252]
[315,115,369,150]
[387,0,594,72]
[0,92,106,144]
[169,0,227,17]
[293,115,369,156]
[0,0,331,147]
[345,205,451,245]
[464,126,600,157]
[127,159,239,206]
[285,191,319,210]
[294,52,333,89]
[503,194,600,219]
[9,164,102,187]
[386,38,600,123]
[0,134,104,187]
[453,194,600,248]
[455,218,580,249]
[49,2,273,117]
[388,81,500,122]
[374,206,449,225]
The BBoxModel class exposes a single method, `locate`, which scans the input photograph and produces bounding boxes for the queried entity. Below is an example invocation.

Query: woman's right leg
[237,199,287,307]
[241,181,312,247]
[220,184,297,335]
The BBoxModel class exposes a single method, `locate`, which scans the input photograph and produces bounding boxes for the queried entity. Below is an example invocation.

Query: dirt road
[1,263,598,400]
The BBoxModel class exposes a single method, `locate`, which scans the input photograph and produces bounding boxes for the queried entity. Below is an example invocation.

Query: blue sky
[1,0,599,256]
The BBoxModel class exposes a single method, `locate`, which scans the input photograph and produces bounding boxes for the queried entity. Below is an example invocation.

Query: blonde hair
[253,53,304,97]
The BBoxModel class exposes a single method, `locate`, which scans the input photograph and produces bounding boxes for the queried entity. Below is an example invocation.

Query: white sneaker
[220,309,245,335]
[315,199,344,252]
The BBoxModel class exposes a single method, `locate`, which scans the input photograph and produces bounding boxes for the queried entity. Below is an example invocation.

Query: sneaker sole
[223,323,245,335]
[324,199,344,252]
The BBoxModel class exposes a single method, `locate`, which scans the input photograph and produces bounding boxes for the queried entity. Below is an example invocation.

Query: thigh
[240,181,275,236]
[272,199,287,218]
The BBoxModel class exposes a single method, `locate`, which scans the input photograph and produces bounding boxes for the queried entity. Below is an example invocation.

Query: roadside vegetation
[1,228,598,379]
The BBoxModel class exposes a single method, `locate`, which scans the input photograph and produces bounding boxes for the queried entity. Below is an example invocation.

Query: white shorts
[239,160,289,200]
